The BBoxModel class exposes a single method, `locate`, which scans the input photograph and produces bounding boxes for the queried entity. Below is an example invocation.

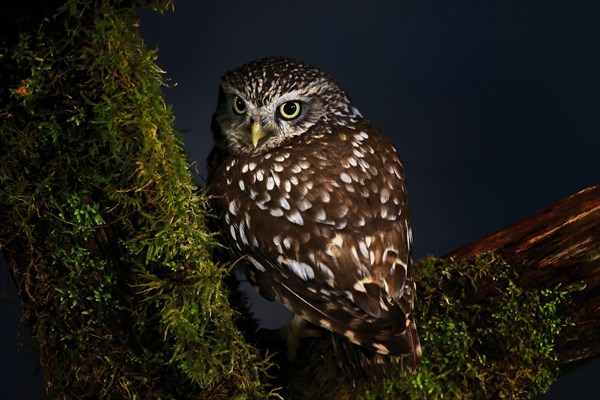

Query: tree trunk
[0,1,273,399]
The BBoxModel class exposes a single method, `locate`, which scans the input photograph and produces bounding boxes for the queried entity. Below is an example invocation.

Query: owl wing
[237,122,419,362]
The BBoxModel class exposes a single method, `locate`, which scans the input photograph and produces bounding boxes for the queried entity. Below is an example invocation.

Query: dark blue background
[1,1,599,398]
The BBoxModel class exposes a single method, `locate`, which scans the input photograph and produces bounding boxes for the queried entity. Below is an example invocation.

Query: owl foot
[282,314,322,361]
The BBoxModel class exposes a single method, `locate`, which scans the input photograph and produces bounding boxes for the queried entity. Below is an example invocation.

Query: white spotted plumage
[208,57,421,380]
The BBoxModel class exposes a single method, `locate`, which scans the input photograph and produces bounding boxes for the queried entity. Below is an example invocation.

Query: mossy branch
[1,1,598,399]
[449,185,600,373]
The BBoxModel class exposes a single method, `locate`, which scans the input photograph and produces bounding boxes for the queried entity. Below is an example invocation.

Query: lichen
[0,1,276,398]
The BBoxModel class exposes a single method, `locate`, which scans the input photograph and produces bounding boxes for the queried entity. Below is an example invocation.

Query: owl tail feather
[272,276,421,380]
[332,318,421,381]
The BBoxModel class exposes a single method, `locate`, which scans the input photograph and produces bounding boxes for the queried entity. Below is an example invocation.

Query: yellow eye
[232,96,246,115]
[278,101,301,120]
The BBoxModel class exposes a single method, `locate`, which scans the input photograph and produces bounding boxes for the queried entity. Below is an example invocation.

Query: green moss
[0,0,276,398]
[380,253,571,399]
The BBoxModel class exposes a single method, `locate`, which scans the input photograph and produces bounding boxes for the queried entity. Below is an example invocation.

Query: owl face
[213,58,360,155]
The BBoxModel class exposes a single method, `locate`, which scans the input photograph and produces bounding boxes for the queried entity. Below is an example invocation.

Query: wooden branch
[449,185,600,371]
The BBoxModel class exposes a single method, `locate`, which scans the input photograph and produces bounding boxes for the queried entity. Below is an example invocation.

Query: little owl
[207,57,420,379]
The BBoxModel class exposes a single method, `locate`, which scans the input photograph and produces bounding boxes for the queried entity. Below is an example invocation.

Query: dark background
[1,1,599,398]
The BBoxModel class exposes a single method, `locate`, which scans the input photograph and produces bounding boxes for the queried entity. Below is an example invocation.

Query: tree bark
[448,185,600,372]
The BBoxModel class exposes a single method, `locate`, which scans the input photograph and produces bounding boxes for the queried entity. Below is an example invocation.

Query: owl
[207,57,421,379]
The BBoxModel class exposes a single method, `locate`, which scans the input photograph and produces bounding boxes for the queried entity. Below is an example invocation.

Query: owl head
[212,57,361,155]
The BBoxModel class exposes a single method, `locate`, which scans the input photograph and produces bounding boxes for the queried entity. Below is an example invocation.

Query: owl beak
[251,121,267,147]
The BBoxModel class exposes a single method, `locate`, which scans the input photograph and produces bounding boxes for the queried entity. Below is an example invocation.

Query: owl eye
[278,101,301,120]
[232,96,246,115]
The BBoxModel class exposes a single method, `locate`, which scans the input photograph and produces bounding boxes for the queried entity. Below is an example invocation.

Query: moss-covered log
[0,1,275,398]
[1,1,598,399]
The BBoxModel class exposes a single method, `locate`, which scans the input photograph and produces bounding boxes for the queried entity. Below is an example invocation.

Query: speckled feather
[207,57,421,378]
